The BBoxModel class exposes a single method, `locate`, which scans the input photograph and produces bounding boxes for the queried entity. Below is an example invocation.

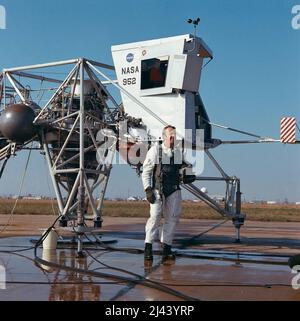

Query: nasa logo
[126,53,134,63]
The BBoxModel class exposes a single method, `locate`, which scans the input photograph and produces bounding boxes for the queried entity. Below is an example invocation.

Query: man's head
[162,125,176,149]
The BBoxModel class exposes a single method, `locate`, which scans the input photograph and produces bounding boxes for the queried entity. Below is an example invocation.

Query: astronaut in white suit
[142,125,194,261]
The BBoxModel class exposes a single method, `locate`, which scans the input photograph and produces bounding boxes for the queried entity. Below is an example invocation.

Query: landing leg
[77,233,85,258]
[232,216,244,243]
[235,226,241,243]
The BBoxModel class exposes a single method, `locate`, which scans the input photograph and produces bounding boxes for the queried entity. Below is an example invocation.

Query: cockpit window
[141,56,169,90]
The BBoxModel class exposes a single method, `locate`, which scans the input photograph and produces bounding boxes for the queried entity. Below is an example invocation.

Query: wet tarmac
[0,216,300,301]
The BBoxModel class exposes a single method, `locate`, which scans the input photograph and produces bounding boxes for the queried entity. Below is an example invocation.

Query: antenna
[187,17,200,38]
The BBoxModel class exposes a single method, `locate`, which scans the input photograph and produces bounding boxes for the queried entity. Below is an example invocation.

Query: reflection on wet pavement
[0,228,300,301]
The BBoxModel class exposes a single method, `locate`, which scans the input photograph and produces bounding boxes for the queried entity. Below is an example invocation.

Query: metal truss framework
[0,58,120,253]
[183,149,244,242]
[0,57,248,248]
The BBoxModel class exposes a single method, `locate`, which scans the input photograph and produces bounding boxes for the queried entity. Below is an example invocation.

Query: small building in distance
[266,201,277,205]
[127,196,138,201]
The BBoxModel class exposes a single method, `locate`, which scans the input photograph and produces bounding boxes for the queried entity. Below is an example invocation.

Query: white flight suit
[142,143,182,246]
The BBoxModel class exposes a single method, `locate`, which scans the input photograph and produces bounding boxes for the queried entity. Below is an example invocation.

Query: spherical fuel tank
[0,103,36,143]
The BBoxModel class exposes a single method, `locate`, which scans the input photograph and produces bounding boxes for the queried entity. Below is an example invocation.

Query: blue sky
[0,0,300,202]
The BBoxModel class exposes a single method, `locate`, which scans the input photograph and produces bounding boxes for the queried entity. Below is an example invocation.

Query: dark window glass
[141,57,169,90]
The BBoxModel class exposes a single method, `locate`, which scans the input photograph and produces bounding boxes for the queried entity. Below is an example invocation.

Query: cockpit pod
[112,34,213,150]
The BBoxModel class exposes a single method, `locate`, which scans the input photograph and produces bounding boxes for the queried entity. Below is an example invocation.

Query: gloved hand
[145,187,156,204]
[182,174,196,184]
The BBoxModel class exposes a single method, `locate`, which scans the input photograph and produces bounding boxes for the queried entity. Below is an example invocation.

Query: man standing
[142,125,194,262]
